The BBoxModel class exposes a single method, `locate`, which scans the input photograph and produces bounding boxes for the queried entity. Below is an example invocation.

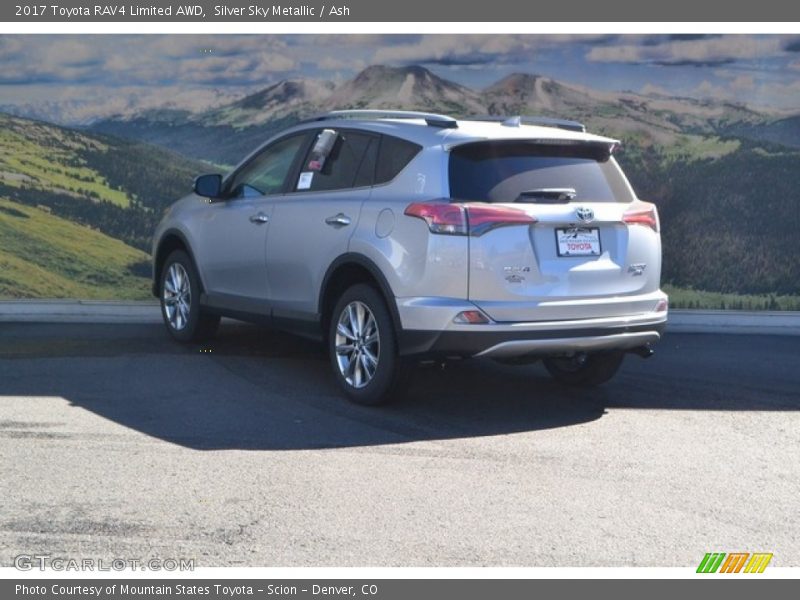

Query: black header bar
[3,0,800,22]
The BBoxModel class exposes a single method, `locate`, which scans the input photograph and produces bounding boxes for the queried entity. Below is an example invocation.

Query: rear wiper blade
[515,188,577,203]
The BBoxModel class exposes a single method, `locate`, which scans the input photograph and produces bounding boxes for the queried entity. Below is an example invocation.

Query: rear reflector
[655,298,668,312]
[453,310,491,324]
[623,203,659,232]
[405,202,536,236]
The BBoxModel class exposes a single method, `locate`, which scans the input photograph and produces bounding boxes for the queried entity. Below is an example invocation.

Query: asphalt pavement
[0,322,798,567]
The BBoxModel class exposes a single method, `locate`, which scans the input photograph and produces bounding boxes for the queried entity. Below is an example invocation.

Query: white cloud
[319,56,365,71]
[729,75,756,92]
[0,35,299,88]
[0,84,251,124]
[693,77,800,110]
[694,80,730,100]
[371,34,540,65]
[588,36,789,65]
[640,83,672,96]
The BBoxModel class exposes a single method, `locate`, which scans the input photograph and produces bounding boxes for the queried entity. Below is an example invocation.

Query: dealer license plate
[555,227,601,257]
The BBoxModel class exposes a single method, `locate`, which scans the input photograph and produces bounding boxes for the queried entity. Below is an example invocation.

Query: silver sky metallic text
[213,5,350,17]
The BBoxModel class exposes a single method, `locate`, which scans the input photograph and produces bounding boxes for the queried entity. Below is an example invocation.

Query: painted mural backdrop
[1,35,799,307]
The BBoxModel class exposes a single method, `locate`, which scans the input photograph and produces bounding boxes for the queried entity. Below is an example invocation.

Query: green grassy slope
[0,197,150,299]
[618,141,800,296]
[0,113,214,300]
[0,115,130,207]
[664,284,800,311]
[0,113,208,251]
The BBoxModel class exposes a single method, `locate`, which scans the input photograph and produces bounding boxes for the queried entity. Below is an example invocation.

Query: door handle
[249,212,269,224]
[325,213,351,227]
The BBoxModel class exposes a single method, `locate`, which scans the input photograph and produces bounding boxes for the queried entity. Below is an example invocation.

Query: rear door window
[296,129,376,192]
[449,141,634,203]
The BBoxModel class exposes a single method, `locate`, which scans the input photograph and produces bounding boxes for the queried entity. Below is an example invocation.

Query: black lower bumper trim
[398,321,667,358]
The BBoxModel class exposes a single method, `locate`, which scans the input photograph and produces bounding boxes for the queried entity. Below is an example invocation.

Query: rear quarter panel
[349,198,468,300]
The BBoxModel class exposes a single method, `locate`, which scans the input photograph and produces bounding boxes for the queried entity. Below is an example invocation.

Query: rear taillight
[466,204,537,236]
[623,203,659,232]
[404,202,467,235]
[405,202,536,236]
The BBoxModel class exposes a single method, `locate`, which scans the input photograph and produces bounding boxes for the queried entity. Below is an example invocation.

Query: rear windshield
[449,141,634,203]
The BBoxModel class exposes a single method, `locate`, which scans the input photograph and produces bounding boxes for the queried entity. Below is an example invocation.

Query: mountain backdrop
[2,65,799,304]
[90,65,783,164]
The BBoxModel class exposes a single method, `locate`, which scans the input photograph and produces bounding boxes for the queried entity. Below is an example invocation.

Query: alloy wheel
[334,300,380,388]
[163,262,191,331]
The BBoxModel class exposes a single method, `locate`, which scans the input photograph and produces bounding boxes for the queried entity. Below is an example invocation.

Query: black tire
[543,350,625,387]
[328,284,409,405]
[159,249,220,343]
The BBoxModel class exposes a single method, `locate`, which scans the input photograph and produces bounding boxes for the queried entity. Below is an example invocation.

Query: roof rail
[309,109,458,129]
[471,115,586,133]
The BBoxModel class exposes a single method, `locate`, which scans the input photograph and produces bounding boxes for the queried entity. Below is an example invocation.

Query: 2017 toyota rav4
[152,110,668,404]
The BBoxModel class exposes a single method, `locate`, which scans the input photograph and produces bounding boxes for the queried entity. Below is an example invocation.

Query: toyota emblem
[576,207,594,223]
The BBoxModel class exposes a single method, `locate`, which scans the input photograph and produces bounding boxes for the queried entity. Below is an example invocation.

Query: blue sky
[0,34,799,123]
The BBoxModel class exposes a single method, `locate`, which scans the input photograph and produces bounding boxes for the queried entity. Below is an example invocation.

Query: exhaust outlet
[629,345,654,359]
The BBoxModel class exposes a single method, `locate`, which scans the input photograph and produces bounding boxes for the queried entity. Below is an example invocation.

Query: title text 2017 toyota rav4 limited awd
[152,110,668,405]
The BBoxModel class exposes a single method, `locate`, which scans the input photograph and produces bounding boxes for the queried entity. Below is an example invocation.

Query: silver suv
[152,110,668,404]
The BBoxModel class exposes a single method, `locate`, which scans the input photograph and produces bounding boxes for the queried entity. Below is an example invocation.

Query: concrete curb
[666,310,800,336]
[0,300,162,324]
[1,301,799,335]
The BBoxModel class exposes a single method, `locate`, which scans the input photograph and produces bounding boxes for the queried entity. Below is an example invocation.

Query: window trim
[221,131,315,200]
[218,127,425,200]
[283,127,381,196]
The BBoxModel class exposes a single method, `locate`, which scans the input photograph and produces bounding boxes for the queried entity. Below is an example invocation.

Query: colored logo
[697,552,773,573]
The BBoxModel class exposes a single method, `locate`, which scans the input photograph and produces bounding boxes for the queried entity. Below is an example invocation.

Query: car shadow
[0,323,797,451]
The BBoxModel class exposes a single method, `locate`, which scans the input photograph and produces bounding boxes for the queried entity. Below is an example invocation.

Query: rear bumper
[398,312,667,358]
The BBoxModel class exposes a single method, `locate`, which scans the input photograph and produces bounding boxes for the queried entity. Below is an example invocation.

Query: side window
[296,130,375,192]
[227,133,308,198]
[375,135,422,184]
[353,137,378,188]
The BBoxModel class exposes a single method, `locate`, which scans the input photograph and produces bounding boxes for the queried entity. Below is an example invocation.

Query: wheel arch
[318,253,401,341]
[152,229,204,297]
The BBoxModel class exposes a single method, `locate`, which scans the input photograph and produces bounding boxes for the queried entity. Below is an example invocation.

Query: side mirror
[193,174,222,198]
